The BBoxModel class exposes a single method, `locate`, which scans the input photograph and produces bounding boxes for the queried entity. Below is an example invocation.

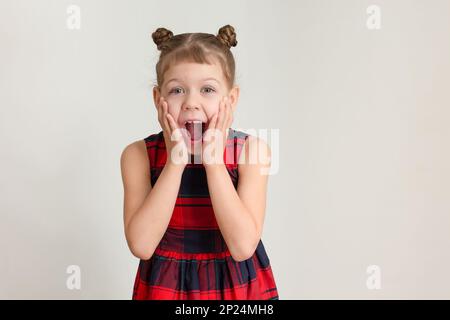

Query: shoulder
[120,139,150,178]
[121,139,148,163]
[237,133,271,172]
[121,131,161,165]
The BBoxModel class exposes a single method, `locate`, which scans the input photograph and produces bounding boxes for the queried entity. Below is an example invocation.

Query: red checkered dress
[132,128,279,300]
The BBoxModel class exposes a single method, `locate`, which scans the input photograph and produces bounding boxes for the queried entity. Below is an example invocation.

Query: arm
[120,141,184,260]
[205,136,271,262]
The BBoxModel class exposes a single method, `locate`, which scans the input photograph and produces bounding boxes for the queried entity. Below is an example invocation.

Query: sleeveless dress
[132,128,279,300]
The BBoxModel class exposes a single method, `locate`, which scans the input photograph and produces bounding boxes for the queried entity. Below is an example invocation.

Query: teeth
[184,120,207,142]
[184,120,204,125]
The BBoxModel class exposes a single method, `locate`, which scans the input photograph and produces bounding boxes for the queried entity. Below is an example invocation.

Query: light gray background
[1,0,450,299]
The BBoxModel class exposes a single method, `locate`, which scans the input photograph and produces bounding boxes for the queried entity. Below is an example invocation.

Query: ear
[228,85,240,113]
[153,86,162,110]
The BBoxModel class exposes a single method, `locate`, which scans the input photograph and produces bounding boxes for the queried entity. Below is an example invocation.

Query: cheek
[167,105,181,120]
[206,104,221,119]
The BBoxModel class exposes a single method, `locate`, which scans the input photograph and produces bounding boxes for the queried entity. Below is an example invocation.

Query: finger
[204,114,218,141]
[166,113,182,141]
[158,97,166,125]
[216,99,224,129]
[224,97,231,128]
[216,97,225,131]
[162,99,171,135]
[166,113,175,131]
[160,103,170,140]
[208,113,218,130]
[157,97,163,124]
[220,98,229,142]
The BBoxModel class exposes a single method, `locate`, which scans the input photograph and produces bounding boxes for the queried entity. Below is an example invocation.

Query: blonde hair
[151,25,238,90]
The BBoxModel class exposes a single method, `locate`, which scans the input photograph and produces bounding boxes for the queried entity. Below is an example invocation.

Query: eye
[168,86,216,95]
[168,87,184,95]
[202,86,216,94]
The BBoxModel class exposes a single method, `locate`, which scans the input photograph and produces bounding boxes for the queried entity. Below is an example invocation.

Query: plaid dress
[132,128,279,300]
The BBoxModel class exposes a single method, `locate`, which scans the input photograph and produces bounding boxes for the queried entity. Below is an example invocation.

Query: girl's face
[154,61,239,129]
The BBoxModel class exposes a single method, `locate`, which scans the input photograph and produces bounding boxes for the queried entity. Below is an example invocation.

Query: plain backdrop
[1,0,450,299]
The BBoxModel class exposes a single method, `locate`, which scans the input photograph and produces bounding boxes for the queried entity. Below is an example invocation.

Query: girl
[120,25,279,300]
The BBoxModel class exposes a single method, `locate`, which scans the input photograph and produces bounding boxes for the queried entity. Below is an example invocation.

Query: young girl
[120,25,279,300]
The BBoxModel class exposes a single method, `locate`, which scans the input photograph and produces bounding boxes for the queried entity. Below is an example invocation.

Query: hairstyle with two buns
[151,25,238,90]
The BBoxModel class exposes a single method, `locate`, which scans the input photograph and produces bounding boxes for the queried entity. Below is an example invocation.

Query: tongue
[185,121,207,141]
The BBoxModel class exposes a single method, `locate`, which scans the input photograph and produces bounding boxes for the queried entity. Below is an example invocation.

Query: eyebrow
[166,77,220,85]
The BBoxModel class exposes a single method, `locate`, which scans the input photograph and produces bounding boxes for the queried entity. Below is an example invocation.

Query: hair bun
[216,24,237,49]
[152,27,174,50]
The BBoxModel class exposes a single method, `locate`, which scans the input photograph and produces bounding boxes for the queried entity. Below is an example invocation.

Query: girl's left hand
[202,96,233,167]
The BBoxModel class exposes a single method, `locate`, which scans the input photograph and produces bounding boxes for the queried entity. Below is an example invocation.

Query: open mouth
[184,120,207,142]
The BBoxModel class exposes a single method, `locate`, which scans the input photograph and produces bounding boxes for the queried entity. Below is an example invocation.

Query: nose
[182,93,201,111]
[183,104,200,111]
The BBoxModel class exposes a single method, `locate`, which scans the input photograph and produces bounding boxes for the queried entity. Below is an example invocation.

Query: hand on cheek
[202,96,233,166]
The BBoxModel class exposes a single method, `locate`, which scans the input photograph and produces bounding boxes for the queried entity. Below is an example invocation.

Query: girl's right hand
[157,96,188,169]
